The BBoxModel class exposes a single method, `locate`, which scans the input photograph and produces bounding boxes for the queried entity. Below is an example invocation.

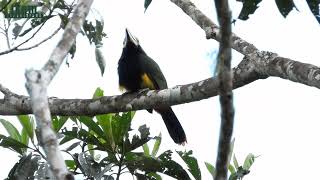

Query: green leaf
[112,112,133,147]
[58,13,69,29]
[275,0,296,17]
[61,128,106,151]
[306,0,320,24]
[17,115,34,140]
[97,112,135,152]
[97,114,113,136]
[142,143,150,156]
[52,116,68,132]
[7,153,40,179]
[177,150,201,180]
[243,153,255,170]
[78,116,105,139]
[59,133,75,145]
[97,114,115,150]
[205,162,215,178]
[82,20,107,46]
[151,133,161,157]
[229,173,237,180]
[124,124,151,152]
[125,151,190,179]
[77,152,111,179]
[65,141,81,152]
[95,47,106,76]
[146,172,161,180]
[228,138,235,166]
[12,23,23,38]
[93,87,104,98]
[0,119,21,142]
[20,127,29,148]
[158,150,191,180]
[125,152,163,173]
[230,166,250,180]
[53,0,69,10]
[233,154,239,169]
[144,0,152,12]
[88,143,95,157]
[228,164,236,174]
[69,41,76,59]
[237,0,262,20]
[0,134,29,155]
[65,160,76,170]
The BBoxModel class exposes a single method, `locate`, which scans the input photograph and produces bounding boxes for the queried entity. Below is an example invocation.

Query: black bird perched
[118,28,187,144]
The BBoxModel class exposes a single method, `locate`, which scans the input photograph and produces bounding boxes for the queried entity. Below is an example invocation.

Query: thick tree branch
[24,0,93,180]
[1,51,317,117]
[0,57,261,116]
[254,51,320,88]
[214,0,234,180]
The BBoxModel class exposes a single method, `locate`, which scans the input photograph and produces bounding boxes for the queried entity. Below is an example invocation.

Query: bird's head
[123,28,140,49]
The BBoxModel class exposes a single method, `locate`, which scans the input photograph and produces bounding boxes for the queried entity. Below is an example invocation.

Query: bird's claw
[137,88,150,94]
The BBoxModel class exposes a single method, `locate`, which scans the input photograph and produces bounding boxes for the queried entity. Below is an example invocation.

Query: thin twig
[0,9,54,56]
[3,19,11,49]
[0,0,12,13]
[0,83,13,96]
[116,154,124,180]
[31,139,47,161]
[17,26,61,51]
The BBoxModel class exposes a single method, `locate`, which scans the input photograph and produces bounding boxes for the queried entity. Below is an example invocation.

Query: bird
[118,28,187,145]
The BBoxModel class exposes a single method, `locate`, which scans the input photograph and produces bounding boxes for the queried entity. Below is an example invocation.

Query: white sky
[0,0,320,179]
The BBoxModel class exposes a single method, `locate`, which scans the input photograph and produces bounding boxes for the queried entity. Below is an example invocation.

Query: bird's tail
[157,108,187,145]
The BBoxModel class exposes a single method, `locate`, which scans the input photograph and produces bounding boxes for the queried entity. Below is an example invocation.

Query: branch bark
[24,0,93,179]
[0,56,259,116]
[214,0,234,180]
[0,50,319,116]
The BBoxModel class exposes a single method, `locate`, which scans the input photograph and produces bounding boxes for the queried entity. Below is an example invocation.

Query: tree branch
[0,57,260,116]
[0,12,51,56]
[1,50,317,117]
[16,26,62,51]
[214,0,234,180]
[24,0,93,179]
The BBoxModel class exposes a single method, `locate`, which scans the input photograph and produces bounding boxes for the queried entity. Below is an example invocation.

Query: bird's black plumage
[118,29,187,144]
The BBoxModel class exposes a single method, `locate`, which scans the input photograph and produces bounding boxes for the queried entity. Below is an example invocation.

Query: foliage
[205,139,257,180]
[0,0,107,75]
[144,0,153,12]
[143,0,319,23]
[236,0,320,24]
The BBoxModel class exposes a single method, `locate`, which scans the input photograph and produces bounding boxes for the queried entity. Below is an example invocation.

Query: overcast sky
[0,0,319,179]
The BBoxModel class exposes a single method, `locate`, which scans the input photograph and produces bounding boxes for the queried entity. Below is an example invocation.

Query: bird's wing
[140,54,168,90]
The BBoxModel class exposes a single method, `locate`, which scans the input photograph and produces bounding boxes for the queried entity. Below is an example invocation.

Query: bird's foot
[121,88,150,97]
[137,88,150,94]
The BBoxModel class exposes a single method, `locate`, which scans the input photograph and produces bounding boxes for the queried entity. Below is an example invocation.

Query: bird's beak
[124,28,139,47]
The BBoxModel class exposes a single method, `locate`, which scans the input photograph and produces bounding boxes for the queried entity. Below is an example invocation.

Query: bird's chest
[118,58,145,91]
